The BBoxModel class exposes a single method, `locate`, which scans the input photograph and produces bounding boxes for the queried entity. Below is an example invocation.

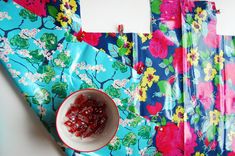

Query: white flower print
[19,77,28,86]
[25,72,44,83]
[9,69,20,78]
[139,148,147,156]
[113,79,129,88]
[126,147,133,155]
[18,49,32,58]
[19,28,39,39]
[76,62,106,72]
[37,105,46,116]
[0,12,11,21]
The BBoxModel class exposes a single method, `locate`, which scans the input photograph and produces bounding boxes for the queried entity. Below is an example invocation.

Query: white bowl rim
[56,88,120,152]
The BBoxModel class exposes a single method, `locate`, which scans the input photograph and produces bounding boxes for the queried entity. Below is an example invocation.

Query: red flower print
[228,152,235,156]
[83,32,102,46]
[204,19,221,48]
[210,140,218,150]
[74,29,102,46]
[223,63,235,85]
[155,122,184,156]
[173,47,190,74]
[197,82,214,110]
[108,33,116,38]
[146,102,162,115]
[181,0,195,16]
[160,0,181,29]
[149,30,174,59]
[14,0,48,16]
[168,75,175,84]
[134,62,145,75]
[204,138,210,147]
[215,84,235,115]
[184,122,198,156]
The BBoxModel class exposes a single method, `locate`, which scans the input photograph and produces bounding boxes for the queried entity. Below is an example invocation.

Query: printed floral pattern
[2,0,235,155]
[0,1,156,156]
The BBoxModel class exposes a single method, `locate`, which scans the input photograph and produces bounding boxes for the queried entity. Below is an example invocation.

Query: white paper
[80,0,151,33]
[212,0,235,36]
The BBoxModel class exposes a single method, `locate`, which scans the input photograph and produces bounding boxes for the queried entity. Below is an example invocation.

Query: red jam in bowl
[64,94,107,138]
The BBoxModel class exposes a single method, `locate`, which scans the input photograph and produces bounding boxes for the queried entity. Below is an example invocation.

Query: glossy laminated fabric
[1,0,235,155]
[0,1,157,156]
[182,1,235,155]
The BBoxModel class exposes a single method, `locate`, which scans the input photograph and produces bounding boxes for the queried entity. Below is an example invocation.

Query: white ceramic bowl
[56,89,119,152]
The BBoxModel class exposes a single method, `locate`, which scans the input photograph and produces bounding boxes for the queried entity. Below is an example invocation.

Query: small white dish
[56,88,119,152]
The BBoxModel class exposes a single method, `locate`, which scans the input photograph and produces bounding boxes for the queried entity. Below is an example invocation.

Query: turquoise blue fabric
[0,1,156,155]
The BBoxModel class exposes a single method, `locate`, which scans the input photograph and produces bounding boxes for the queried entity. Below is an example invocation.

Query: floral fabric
[2,0,235,155]
[13,0,49,16]
[0,1,156,156]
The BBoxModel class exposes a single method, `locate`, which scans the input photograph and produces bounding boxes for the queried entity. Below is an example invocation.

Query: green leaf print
[127,112,136,119]
[207,125,217,141]
[53,52,72,68]
[28,50,44,63]
[38,65,55,83]
[182,32,193,48]
[40,33,58,50]
[65,31,76,42]
[19,9,38,22]
[122,132,137,147]
[128,105,138,114]
[161,117,167,126]
[32,88,51,105]
[47,5,58,18]
[118,47,128,56]
[129,116,142,127]
[138,126,151,139]
[112,61,128,73]
[108,138,121,151]
[151,0,162,14]
[159,23,168,33]
[157,80,171,96]
[117,37,125,47]
[10,35,29,49]
[105,85,121,98]
[52,82,68,98]
[214,75,223,85]
[79,82,96,89]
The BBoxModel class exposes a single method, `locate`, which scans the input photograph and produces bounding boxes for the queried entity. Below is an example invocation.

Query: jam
[64,94,107,138]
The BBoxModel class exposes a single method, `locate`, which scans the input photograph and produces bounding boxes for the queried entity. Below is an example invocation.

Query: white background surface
[0,66,64,156]
[213,0,235,35]
[80,0,151,33]
[0,1,235,156]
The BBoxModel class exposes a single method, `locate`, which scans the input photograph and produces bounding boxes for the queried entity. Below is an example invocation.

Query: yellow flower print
[56,12,72,27]
[124,42,133,55]
[172,106,187,125]
[187,48,199,66]
[138,86,147,102]
[204,63,217,81]
[138,33,152,43]
[194,152,205,156]
[209,110,220,125]
[192,21,201,33]
[195,7,207,23]
[214,50,225,68]
[141,67,159,88]
[60,0,77,14]
[118,35,133,55]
